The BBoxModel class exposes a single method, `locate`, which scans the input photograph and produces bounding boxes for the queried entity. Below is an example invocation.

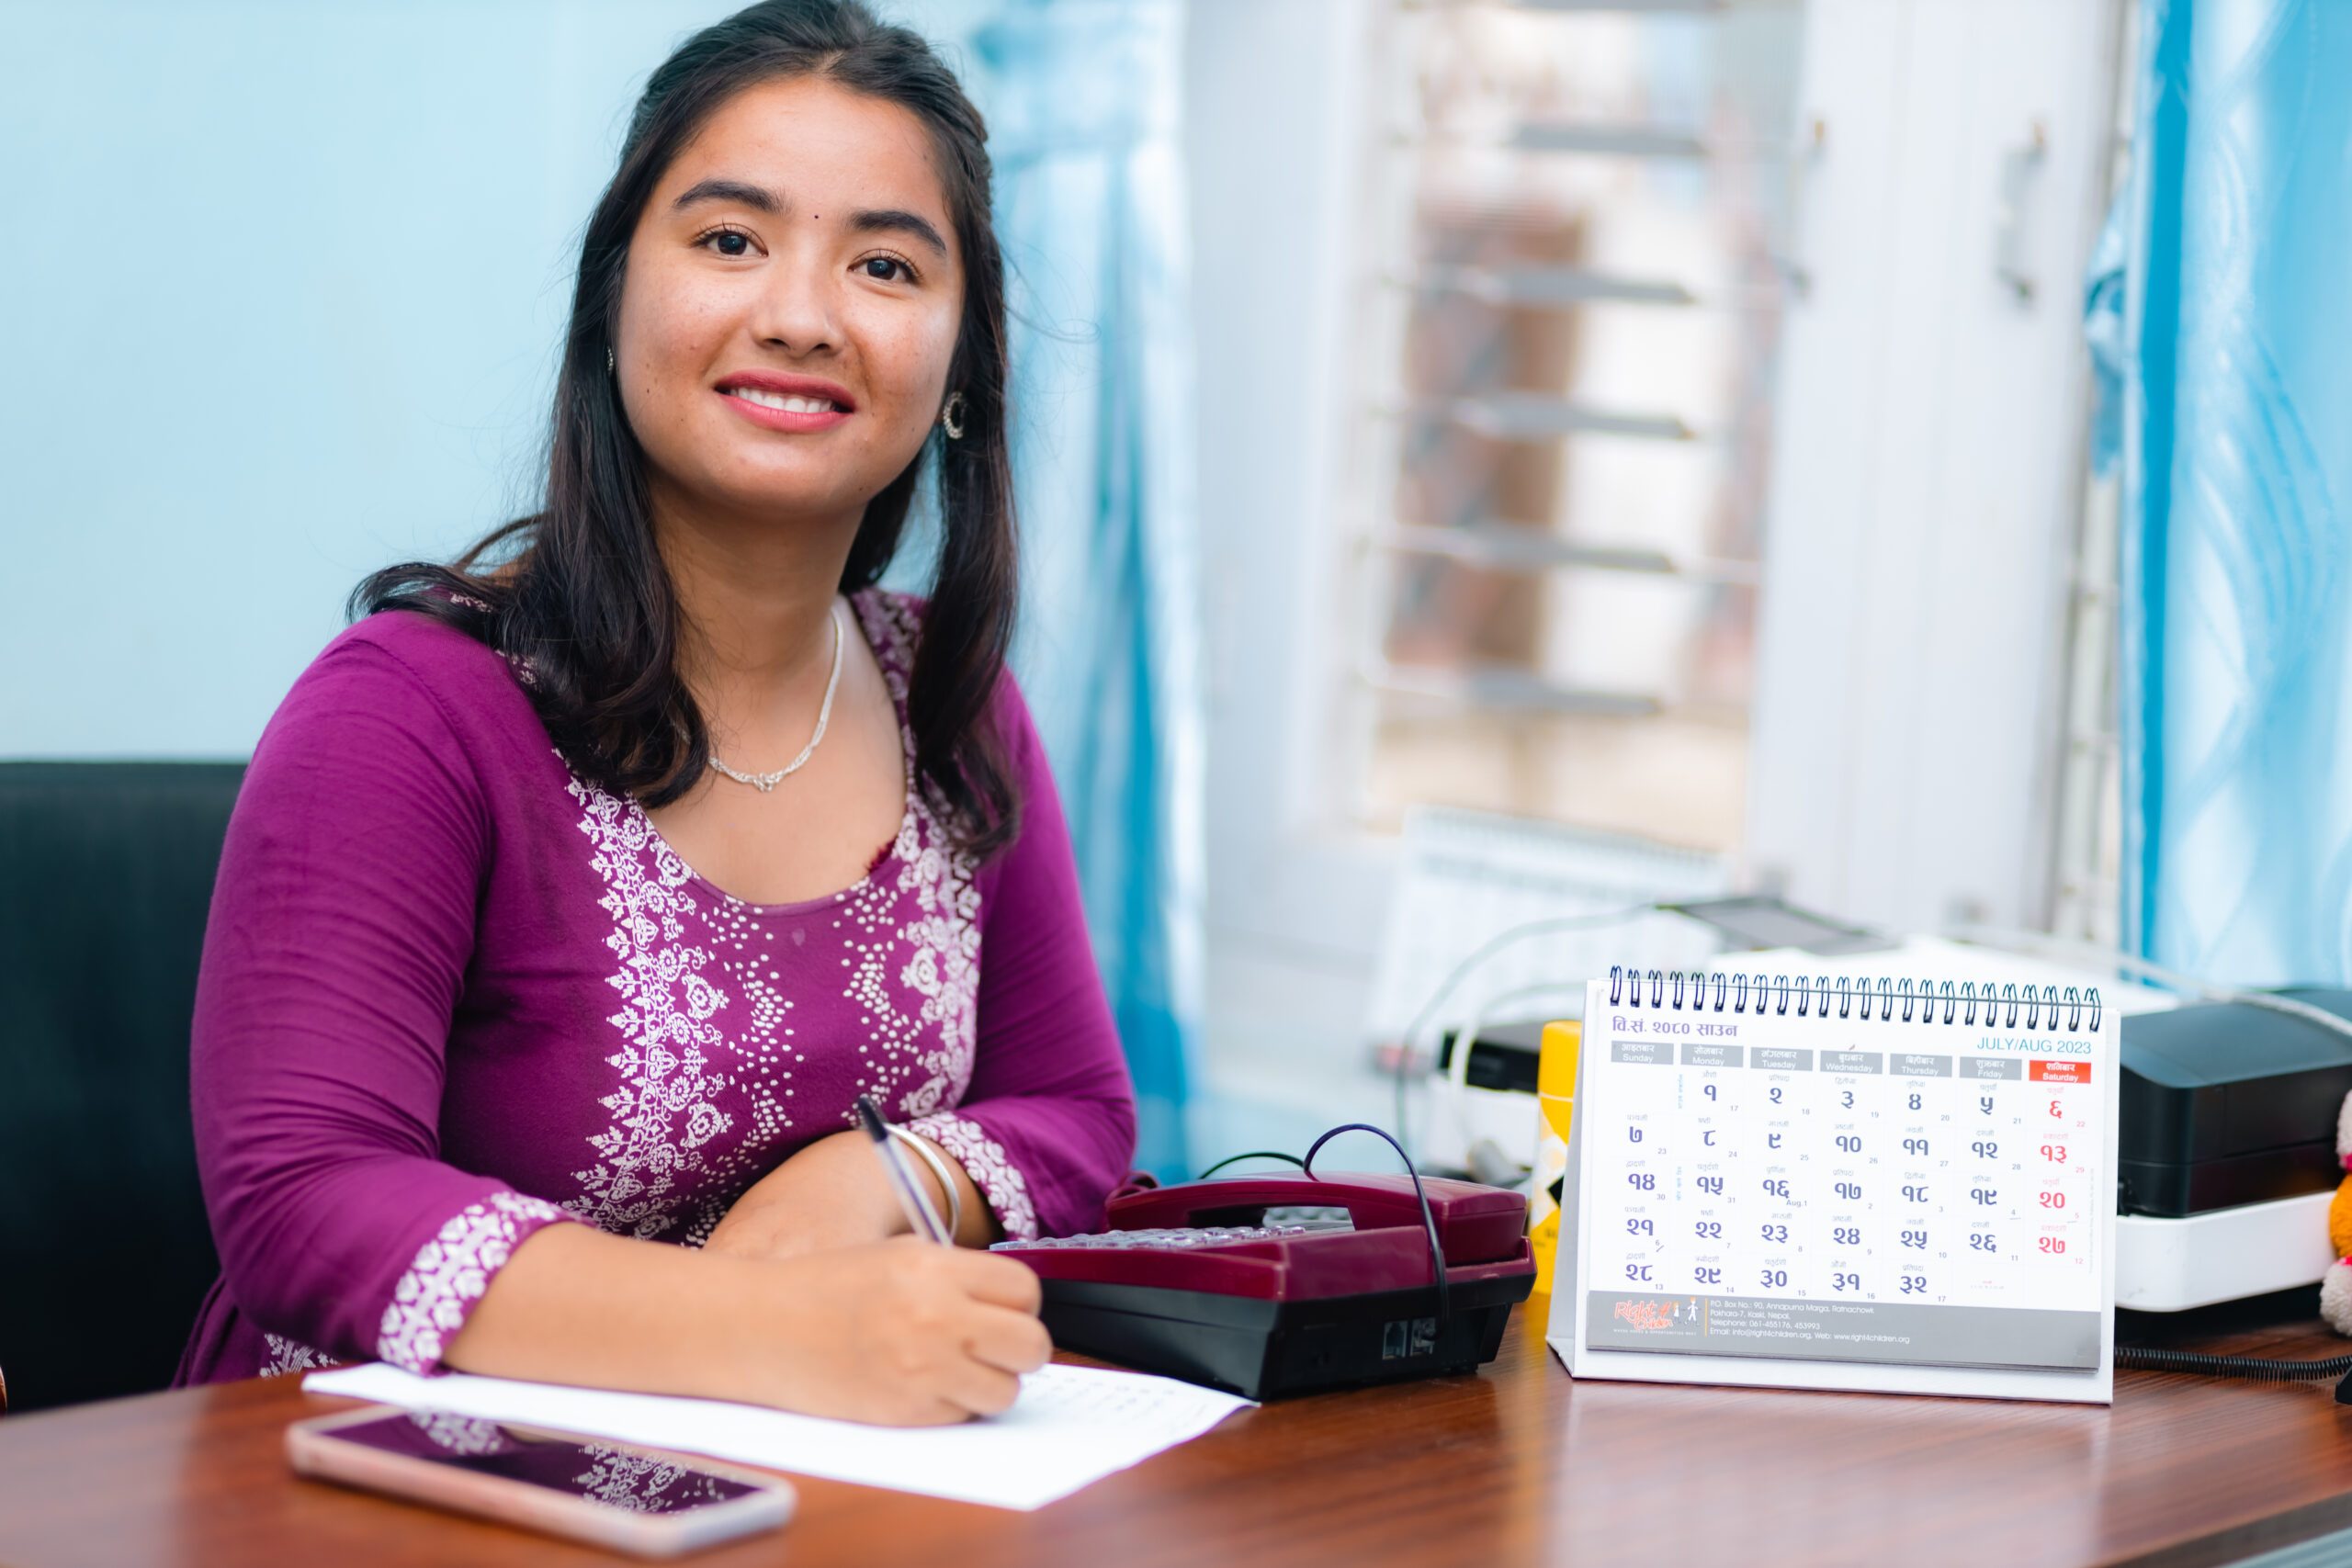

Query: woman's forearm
[440,1223,789,1402]
[436,1218,1054,1425]
[446,1133,999,1394]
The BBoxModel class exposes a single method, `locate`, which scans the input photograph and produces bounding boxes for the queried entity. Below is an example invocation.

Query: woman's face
[615,75,965,536]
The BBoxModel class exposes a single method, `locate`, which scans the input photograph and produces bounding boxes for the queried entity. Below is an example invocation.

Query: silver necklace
[707,602,846,793]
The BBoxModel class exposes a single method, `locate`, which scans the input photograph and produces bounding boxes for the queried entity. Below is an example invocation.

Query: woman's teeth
[730,388,840,413]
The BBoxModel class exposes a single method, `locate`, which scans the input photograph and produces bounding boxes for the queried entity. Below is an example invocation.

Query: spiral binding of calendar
[1605,966,2103,1034]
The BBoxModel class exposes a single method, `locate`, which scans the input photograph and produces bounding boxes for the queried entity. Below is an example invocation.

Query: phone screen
[326,1410,764,1515]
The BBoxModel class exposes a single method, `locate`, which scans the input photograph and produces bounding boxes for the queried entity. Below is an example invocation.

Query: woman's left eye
[860,256,915,283]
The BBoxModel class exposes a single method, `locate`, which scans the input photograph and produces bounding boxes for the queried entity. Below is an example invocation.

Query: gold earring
[940,391,967,440]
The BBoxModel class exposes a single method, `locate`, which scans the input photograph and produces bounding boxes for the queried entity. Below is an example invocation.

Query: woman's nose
[750,252,842,355]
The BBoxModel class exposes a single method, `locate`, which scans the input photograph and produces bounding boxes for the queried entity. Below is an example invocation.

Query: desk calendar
[1552,966,2120,1403]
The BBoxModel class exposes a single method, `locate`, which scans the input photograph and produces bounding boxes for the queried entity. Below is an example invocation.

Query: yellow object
[2331,1179,2352,1261]
[1528,1020,1580,1296]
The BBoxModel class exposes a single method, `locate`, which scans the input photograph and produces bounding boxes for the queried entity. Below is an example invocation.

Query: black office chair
[0,762,243,1413]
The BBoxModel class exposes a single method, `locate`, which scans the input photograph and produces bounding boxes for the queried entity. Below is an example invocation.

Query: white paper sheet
[303,1361,1252,1511]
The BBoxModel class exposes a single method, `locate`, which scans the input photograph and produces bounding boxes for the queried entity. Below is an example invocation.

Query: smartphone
[287,1404,796,1558]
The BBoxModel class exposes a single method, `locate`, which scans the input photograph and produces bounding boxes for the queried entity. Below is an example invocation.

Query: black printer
[2120,987,2352,1216]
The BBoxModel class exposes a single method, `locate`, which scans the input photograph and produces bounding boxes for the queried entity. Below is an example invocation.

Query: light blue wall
[0,0,982,758]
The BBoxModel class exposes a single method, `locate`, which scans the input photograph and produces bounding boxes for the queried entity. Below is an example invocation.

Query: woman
[173,0,1137,1427]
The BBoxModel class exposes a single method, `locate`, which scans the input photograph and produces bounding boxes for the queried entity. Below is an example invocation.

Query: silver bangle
[887,1123,966,1241]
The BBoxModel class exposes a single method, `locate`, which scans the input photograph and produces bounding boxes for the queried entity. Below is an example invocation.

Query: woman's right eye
[698,228,755,258]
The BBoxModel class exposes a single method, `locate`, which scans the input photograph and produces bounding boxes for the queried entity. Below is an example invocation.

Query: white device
[288,1404,797,1557]
[2117,1191,2339,1313]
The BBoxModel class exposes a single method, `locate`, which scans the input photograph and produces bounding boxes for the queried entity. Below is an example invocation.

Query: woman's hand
[732,1236,1051,1425]
[704,1127,996,1258]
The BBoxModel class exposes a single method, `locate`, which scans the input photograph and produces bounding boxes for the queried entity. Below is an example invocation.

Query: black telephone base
[1040,1273,1531,1401]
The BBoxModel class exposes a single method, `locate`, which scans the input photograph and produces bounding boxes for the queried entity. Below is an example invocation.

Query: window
[1336,0,1808,853]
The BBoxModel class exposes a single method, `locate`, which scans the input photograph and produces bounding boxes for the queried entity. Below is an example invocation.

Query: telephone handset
[992,1171,1534,1399]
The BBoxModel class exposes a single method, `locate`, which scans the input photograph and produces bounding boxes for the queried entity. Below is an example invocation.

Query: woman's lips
[717,389,852,432]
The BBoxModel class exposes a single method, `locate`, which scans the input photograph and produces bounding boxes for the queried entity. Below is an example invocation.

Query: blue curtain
[944,0,1203,1178]
[2109,0,2352,985]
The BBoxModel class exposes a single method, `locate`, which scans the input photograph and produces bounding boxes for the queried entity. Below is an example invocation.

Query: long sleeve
[190,628,575,1374]
[908,677,1139,1240]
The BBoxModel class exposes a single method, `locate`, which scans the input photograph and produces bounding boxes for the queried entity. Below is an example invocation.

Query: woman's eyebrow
[845,208,950,261]
[672,176,785,215]
[671,177,949,260]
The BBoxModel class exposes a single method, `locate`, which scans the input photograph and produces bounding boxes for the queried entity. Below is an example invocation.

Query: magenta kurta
[175,588,1137,1384]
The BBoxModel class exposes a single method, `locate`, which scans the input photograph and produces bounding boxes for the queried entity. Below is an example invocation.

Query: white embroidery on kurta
[561,772,736,1238]
[845,592,985,1122]
[259,1333,338,1377]
[909,1111,1039,1241]
[376,1192,570,1374]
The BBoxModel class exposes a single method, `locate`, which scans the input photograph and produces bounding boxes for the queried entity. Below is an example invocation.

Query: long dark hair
[353,0,1022,857]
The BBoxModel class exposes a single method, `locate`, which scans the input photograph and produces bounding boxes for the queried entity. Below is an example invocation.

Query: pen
[854,1094,953,1245]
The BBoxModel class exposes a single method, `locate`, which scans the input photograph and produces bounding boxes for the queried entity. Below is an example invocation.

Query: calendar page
[1551,966,2119,1403]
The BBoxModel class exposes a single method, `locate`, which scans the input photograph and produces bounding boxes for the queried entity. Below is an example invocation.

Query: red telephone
[991,1172,1533,1399]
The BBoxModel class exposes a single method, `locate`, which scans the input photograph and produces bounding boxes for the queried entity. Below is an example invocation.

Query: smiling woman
[170,0,1138,1429]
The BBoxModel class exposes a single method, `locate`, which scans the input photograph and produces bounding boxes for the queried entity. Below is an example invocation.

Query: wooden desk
[5,1295,2352,1568]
